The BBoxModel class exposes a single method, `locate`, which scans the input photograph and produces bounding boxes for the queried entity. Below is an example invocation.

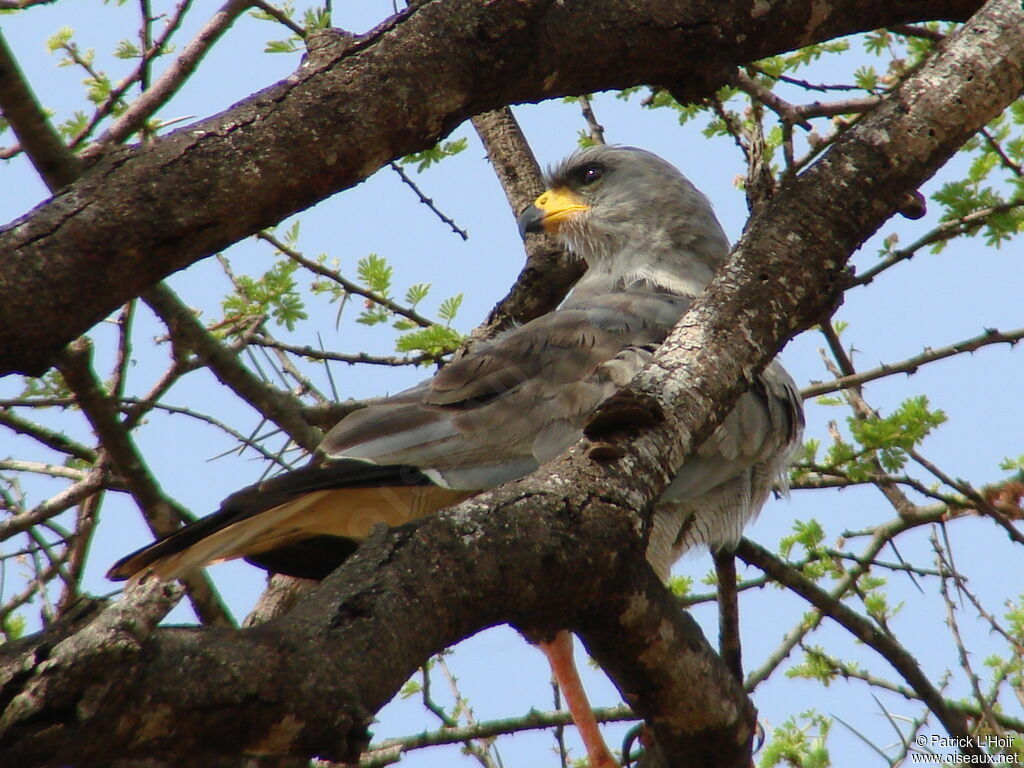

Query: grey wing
[320,292,692,490]
[647,360,804,579]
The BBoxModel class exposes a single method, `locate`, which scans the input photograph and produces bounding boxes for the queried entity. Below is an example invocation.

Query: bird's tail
[106,460,471,583]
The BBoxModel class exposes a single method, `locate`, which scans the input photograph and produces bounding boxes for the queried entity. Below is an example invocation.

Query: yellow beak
[517,187,589,236]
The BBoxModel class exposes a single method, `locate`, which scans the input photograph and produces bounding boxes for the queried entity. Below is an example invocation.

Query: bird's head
[518,145,730,296]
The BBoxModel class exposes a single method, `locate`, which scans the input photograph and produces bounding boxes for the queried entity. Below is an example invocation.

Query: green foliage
[394,325,463,357]
[114,39,140,59]
[45,27,74,55]
[57,111,89,140]
[822,396,946,481]
[760,710,832,768]
[575,129,598,148]
[306,249,463,356]
[858,573,901,625]
[848,396,946,471]
[779,518,826,556]
[1,614,26,644]
[401,138,469,173]
[254,3,330,54]
[85,73,114,107]
[998,454,1024,472]
[437,294,463,324]
[404,283,431,308]
[264,39,298,55]
[927,107,1024,251]
[19,371,71,402]
[786,644,855,687]
[222,259,308,332]
[853,65,878,92]
[356,253,393,297]
[779,519,841,581]
[667,573,693,598]
[399,678,423,699]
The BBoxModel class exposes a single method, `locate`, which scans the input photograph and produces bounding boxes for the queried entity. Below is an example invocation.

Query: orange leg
[538,630,620,768]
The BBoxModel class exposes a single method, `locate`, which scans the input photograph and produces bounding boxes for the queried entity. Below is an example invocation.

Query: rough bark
[1,2,1020,765]
[0,0,986,376]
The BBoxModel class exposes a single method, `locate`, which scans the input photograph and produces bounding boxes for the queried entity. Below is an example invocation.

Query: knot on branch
[584,389,665,462]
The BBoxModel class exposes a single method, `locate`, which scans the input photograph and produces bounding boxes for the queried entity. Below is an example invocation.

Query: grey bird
[108,145,803,767]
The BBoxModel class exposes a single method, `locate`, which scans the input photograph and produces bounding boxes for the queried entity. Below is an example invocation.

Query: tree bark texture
[1,2,1021,765]
[0,0,988,376]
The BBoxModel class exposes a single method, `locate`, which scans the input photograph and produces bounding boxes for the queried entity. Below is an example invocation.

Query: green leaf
[405,283,431,307]
[19,371,71,401]
[46,27,74,54]
[302,6,331,30]
[114,39,140,59]
[401,138,469,173]
[760,710,832,768]
[667,574,693,598]
[853,65,878,91]
[57,111,89,140]
[265,39,300,54]
[395,325,463,357]
[1,614,26,643]
[848,395,946,471]
[356,254,393,296]
[437,293,463,324]
[999,454,1024,472]
[221,259,307,331]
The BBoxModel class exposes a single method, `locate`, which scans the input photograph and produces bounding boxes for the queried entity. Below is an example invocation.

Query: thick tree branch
[54,339,235,628]
[89,0,251,148]
[0,30,82,189]
[468,107,585,343]
[0,3,1020,765]
[0,0,987,376]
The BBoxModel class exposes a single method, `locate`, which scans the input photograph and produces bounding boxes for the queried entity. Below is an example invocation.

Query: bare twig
[855,200,1024,285]
[55,339,234,628]
[468,107,583,345]
[576,94,606,145]
[0,469,108,542]
[250,335,443,367]
[888,24,948,43]
[932,535,1002,735]
[359,705,635,768]
[0,409,97,463]
[389,161,469,240]
[251,0,307,37]
[732,70,812,130]
[802,327,1024,398]
[979,126,1023,176]
[713,550,743,682]
[0,0,59,8]
[737,538,982,758]
[143,282,322,451]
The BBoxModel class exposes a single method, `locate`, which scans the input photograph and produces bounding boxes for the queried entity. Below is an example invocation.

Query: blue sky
[2,3,1023,765]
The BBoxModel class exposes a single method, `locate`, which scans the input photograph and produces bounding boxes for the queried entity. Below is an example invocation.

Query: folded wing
[108,291,692,582]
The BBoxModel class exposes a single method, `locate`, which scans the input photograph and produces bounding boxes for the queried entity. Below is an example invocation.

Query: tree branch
[0,0,988,376]
[88,0,252,149]
[0,2,1020,766]
[143,283,322,452]
[0,30,82,189]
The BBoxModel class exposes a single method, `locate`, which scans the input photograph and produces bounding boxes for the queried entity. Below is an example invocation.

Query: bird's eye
[579,164,605,186]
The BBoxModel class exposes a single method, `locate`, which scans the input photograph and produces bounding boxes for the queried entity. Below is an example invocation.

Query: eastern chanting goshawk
[110,145,804,768]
